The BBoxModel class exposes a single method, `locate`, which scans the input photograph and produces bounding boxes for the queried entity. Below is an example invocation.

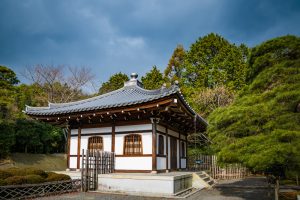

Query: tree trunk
[24,145,27,153]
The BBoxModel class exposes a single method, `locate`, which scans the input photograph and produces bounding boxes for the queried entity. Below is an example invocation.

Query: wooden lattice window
[88,136,103,150]
[158,135,164,155]
[124,134,142,155]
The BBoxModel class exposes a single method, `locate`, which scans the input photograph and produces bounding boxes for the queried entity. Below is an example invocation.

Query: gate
[81,149,115,192]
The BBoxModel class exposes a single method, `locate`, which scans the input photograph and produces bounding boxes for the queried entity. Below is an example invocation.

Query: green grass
[0,153,67,171]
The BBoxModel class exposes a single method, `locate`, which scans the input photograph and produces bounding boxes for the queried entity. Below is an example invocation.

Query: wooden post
[166,127,169,172]
[111,123,115,152]
[179,132,181,170]
[77,127,81,170]
[275,178,279,200]
[67,127,71,169]
[151,118,158,173]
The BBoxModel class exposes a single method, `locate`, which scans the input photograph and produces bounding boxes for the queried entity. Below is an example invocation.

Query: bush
[0,170,12,179]
[45,172,71,182]
[5,167,47,178]
[24,175,44,184]
[0,179,7,186]
[5,176,25,185]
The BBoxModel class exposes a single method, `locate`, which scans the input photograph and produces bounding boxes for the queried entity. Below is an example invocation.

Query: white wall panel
[157,124,166,133]
[168,129,179,138]
[157,157,166,170]
[71,129,78,135]
[70,137,78,155]
[180,134,186,140]
[181,158,186,169]
[81,127,112,134]
[69,157,77,169]
[115,157,152,170]
[115,124,151,132]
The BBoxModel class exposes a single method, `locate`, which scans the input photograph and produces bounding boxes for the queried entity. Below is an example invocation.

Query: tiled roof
[25,84,181,116]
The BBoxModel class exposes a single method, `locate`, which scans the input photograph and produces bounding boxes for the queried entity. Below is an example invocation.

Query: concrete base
[97,172,195,195]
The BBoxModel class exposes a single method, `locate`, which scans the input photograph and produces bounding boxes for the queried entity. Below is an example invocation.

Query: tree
[141,66,164,90]
[0,122,15,158]
[22,65,94,103]
[164,45,186,85]
[0,66,20,121]
[0,66,19,88]
[98,72,129,94]
[192,85,235,117]
[183,33,248,90]
[208,35,300,179]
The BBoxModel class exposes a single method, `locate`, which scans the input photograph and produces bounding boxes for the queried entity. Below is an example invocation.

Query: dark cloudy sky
[1,0,299,87]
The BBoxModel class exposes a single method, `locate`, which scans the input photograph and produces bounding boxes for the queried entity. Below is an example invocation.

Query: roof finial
[130,73,138,80]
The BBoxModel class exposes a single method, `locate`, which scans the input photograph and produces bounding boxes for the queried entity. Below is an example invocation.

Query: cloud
[0,0,299,85]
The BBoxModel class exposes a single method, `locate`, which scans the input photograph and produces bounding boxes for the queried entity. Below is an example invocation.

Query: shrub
[5,176,25,185]
[45,172,71,182]
[5,167,47,178]
[24,175,44,184]
[0,170,12,179]
[0,179,7,186]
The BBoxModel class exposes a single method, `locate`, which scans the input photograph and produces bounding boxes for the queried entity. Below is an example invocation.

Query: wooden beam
[166,127,169,172]
[77,126,81,170]
[67,127,71,169]
[111,122,115,152]
[179,132,181,169]
[151,118,158,172]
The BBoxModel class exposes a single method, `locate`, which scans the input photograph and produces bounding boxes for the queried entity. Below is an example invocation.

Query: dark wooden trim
[180,156,187,159]
[116,129,152,134]
[111,123,115,152]
[157,169,167,173]
[115,154,152,157]
[157,154,166,157]
[114,170,152,173]
[166,127,169,170]
[156,130,166,135]
[77,127,81,169]
[70,155,82,157]
[67,128,71,169]
[152,118,157,171]
[70,129,153,137]
[179,132,181,169]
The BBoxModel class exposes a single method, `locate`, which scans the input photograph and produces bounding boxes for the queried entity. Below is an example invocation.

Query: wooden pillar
[185,134,188,170]
[179,132,181,170]
[77,127,81,170]
[151,118,158,173]
[111,123,115,152]
[166,127,169,172]
[67,127,71,169]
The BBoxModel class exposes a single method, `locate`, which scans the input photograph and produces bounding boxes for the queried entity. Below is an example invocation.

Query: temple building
[25,73,207,173]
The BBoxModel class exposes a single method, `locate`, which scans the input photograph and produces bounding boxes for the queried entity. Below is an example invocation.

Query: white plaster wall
[168,129,179,138]
[157,157,166,170]
[115,132,152,155]
[81,127,112,134]
[181,158,186,169]
[69,157,77,169]
[156,124,166,133]
[115,124,151,132]
[115,157,152,170]
[70,137,78,155]
[180,134,186,140]
[71,129,78,135]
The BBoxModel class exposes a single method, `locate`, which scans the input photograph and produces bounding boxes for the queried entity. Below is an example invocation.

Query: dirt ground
[39,177,274,200]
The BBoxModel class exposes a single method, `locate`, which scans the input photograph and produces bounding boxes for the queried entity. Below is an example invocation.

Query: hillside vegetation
[208,35,300,177]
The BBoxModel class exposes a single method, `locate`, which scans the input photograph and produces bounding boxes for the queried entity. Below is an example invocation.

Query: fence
[0,179,81,200]
[188,154,249,179]
[81,149,115,192]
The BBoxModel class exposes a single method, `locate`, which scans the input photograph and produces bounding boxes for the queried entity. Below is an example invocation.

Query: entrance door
[170,137,177,169]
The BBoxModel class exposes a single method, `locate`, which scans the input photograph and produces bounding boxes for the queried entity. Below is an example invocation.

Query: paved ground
[39,177,274,200]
